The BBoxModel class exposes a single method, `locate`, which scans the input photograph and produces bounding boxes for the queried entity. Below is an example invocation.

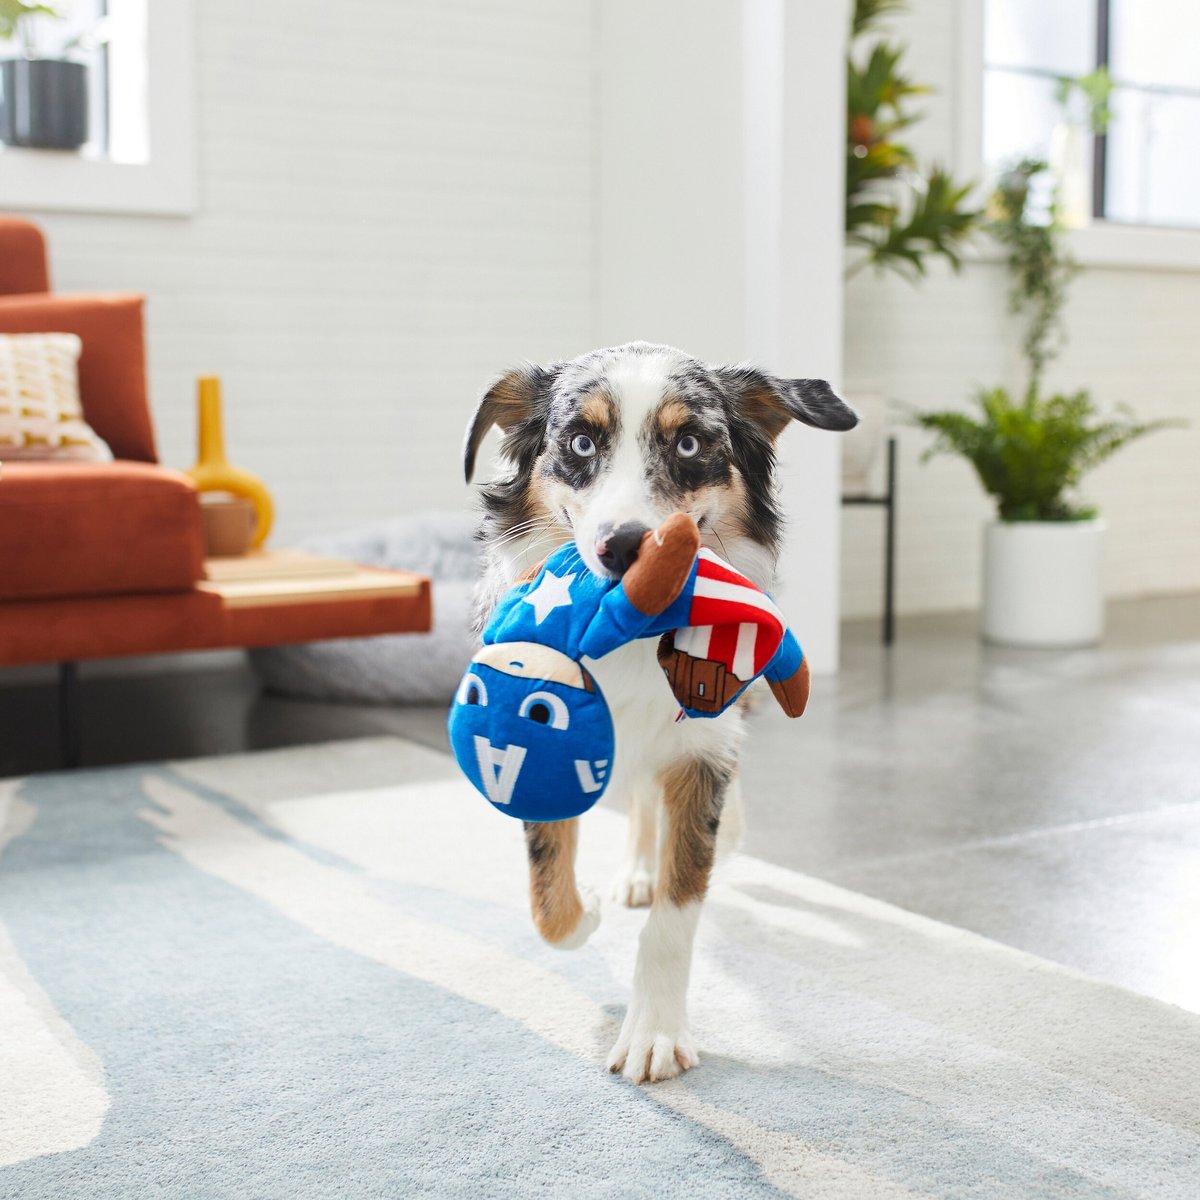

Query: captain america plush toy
[448,513,810,822]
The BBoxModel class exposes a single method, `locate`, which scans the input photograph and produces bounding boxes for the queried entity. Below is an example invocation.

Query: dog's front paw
[610,863,654,908]
[606,1013,698,1084]
[548,886,601,951]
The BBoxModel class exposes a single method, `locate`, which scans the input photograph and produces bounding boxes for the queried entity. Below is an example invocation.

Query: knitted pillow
[0,332,112,462]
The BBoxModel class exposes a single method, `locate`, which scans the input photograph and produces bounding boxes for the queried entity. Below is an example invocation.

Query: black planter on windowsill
[0,58,89,150]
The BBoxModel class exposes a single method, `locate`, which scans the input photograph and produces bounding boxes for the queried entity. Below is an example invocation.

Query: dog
[464,341,857,1083]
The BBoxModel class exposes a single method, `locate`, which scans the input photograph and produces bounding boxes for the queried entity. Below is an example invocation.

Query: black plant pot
[0,58,89,150]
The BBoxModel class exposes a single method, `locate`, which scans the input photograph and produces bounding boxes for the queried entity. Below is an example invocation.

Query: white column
[595,0,747,360]
[595,0,849,670]
[756,0,851,672]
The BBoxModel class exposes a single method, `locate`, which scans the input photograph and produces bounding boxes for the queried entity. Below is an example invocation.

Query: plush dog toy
[448,513,810,822]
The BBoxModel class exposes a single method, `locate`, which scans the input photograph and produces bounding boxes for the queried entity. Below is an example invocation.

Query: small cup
[200,494,257,557]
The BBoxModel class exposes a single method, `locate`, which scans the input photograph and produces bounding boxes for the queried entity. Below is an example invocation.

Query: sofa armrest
[0,292,157,463]
[0,461,204,602]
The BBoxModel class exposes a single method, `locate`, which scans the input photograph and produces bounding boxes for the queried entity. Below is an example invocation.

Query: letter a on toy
[473,736,527,806]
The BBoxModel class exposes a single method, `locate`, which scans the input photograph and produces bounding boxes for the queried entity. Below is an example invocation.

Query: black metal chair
[841,436,897,645]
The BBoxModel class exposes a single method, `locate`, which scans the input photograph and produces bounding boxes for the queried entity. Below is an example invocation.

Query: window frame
[0,0,195,217]
[955,0,1200,272]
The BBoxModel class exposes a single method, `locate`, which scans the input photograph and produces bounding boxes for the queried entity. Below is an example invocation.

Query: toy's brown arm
[622,513,701,617]
[768,659,810,718]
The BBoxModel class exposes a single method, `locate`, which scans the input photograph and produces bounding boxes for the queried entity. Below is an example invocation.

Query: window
[0,0,192,216]
[12,0,129,161]
[982,0,1200,231]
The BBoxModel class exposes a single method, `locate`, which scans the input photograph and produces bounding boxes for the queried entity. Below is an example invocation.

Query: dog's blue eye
[676,434,701,459]
[570,434,596,459]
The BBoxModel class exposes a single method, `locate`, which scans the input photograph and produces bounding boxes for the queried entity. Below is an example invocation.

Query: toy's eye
[518,690,569,730]
[456,672,488,707]
[570,434,596,459]
[676,434,701,459]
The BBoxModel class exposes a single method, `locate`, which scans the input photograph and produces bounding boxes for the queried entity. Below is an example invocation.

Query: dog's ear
[463,365,548,483]
[715,366,858,441]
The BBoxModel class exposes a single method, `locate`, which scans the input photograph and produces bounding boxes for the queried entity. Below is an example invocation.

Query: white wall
[29,0,595,544]
[595,0,746,361]
[769,0,851,672]
[841,0,1200,618]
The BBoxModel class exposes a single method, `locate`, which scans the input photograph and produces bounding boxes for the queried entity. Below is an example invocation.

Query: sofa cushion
[0,461,203,601]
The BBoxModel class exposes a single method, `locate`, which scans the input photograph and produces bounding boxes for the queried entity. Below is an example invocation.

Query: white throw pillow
[0,332,113,462]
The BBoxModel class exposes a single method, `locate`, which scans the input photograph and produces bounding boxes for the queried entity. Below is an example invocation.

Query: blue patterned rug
[1,737,1197,1199]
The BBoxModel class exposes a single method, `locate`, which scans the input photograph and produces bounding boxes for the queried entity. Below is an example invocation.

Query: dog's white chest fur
[584,638,745,795]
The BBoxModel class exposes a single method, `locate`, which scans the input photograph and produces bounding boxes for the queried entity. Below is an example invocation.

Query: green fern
[911,387,1179,522]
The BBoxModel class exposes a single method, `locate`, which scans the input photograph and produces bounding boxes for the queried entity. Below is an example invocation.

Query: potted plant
[842,0,981,510]
[0,2,92,151]
[912,161,1177,647]
[845,0,979,280]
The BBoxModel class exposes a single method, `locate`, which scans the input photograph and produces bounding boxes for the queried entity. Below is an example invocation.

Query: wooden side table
[51,549,432,767]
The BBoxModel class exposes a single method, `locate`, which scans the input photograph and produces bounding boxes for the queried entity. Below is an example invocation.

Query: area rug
[1,738,1197,1199]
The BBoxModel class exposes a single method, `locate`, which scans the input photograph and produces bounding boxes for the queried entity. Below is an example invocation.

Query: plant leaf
[908,386,1184,521]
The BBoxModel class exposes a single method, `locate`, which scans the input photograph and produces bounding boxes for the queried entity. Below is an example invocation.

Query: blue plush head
[447,641,615,822]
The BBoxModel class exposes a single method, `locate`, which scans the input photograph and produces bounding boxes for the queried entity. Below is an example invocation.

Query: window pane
[1105,88,1200,228]
[1110,0,1200,91]
[107,0,149,164]
[983,68,1068,169]
[985,0,1096,75]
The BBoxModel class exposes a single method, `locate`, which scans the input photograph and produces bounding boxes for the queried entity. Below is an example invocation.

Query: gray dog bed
[248,512,480,705]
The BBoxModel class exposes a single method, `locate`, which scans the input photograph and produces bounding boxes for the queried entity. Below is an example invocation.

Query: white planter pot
[982,520,1106,647]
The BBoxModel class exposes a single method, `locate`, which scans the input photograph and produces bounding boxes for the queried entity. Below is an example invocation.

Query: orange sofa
[0,216,430,763]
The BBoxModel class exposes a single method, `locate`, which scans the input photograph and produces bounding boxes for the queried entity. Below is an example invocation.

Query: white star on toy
[522,569,576,625]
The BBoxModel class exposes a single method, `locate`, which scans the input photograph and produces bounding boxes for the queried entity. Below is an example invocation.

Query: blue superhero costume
[448,513,809,822]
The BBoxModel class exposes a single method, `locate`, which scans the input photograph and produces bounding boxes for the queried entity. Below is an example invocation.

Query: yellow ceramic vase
[186,376,275,550]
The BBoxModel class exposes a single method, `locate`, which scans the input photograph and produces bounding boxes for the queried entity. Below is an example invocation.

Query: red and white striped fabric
[671,549,786,680]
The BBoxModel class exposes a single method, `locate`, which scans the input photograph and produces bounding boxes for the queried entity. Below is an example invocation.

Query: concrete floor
[740,595,1200,1016]
[2,593,1197,1013]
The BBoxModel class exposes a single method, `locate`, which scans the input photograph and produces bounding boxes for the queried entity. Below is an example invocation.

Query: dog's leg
[716,770,744,859]
[611,784,658,908]
[606,753,733,1083]
[524,819,600,950]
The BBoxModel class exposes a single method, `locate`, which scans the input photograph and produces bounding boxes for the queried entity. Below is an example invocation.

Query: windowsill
[968,220,1200,274]
[1065,222,1200,272]
[0,145,195,216]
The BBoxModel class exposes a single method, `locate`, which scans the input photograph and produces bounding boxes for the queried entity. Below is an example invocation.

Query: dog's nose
[595,522,649,577]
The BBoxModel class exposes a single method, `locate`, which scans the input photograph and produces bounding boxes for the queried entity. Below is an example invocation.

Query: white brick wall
[31,0,594,543]
[841,0,1200,618]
